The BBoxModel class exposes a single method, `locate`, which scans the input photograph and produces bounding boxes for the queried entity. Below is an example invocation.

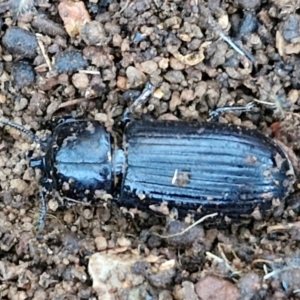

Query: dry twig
[199,3,256,63]
[152,212,218,239]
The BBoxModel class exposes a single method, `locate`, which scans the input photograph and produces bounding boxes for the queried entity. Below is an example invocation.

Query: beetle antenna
[36,187,48,232]
[0,117,47,148]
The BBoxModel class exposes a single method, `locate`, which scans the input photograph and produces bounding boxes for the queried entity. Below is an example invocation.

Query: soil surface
[1,0,300,299]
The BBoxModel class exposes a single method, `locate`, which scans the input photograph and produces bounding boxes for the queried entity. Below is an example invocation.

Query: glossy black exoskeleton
[0,116,296,230]
[37,119,115,199]
[121,120,295,221]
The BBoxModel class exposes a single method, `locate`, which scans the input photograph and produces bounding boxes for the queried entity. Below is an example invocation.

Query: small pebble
[82,208,93,220]
[238,12,259,38]
[64,212,74,224]
[180,89,195,103]
[113,34,123,47]
[148,266,176,288]
[126,66,147,88]
[72,73,89,89]
[283,14,300,43]
[80,21,107,45]
[58,74,69,85]
[188,39,202,51]
[95,113,108,123]
[164,16,182,28]
[48,199,59,211]
[10,179,29,195]
[0,95,7,103]
[14,98,28,111]
[170,57,185,70]
[195,276,240,300]
[164,70,185,84]
[181,281,199,300]
[158,58,169,69]
[170,91,181,111]
[2,55,12,62]
[117,236,131,247]
[117,76,127,89]
[95,236,107,251]
[139,61,158,74]
[33,291,47,299]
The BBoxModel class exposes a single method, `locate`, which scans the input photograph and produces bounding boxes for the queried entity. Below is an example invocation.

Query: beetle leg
[209,102,256,121]
[36,187,48,232]
[122,82,156,122]
[129,82,155,111]
[122,109,131,123]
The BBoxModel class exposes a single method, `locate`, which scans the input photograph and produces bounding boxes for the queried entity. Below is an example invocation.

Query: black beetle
[0,116,296,230]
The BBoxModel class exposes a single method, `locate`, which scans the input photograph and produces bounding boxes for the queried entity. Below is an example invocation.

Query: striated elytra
[31,119,296,224]
[1,118,297,226]
[121,120,295,222]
